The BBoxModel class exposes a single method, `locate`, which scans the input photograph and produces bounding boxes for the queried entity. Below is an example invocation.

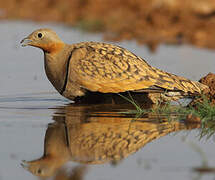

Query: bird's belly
[62,81,86,100]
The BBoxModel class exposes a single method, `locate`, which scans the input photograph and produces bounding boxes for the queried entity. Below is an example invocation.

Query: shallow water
[0,21,215,180]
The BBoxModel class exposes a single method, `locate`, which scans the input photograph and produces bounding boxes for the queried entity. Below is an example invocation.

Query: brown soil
[199,73,215,103]
[186,73,215,122]
[2,0,215,51]
[189,73,215,108]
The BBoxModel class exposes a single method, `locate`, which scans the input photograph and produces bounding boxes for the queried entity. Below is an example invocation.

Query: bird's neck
[44,45,71,93]
[42,42,65,55]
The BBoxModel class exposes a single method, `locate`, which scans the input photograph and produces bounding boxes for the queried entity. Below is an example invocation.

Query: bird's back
[68,42,208,96]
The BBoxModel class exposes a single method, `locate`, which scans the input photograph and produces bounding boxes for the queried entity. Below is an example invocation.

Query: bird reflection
[22,103,200,178]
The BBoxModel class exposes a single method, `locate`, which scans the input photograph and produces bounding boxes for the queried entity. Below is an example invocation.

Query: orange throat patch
[39,42,65,54]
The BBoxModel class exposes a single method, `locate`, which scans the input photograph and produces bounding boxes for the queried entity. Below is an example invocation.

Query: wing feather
[69,42,207,94]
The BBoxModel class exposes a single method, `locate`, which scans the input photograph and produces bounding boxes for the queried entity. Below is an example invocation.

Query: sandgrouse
[21,29,208,103]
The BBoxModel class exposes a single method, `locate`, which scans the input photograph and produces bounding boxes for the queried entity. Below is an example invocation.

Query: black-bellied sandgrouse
[21,29,208,103]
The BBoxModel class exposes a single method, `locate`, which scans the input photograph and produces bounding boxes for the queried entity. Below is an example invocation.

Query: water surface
[0,21,215,180]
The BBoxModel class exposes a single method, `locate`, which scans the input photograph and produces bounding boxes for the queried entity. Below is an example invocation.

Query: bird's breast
[44,53,67,93]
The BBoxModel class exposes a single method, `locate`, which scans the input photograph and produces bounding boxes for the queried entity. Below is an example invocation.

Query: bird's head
[21,159,59,177]
[21,28,65,53]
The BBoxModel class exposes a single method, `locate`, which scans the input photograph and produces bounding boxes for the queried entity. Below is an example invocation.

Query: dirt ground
[188,73,215,108]
[198,73,215,103]
[2,0,215,51]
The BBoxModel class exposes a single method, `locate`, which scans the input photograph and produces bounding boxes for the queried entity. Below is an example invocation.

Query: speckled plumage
[21,29,209,102]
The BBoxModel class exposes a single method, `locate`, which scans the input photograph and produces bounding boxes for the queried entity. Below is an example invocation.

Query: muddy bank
[1,0,215,51]
[199,73,215,102]
[189,73,215,106]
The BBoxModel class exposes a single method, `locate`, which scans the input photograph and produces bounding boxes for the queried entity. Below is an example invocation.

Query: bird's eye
[38,33,43,38]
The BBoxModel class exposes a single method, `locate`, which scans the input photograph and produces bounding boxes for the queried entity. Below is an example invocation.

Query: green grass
[119,93,215,139]
[194,98,215,139]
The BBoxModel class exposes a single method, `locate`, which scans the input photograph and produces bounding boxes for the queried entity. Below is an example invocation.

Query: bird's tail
[167,73,209,95]
[150,67,209,95]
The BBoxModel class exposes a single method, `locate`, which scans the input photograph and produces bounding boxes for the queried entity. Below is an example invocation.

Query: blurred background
[1,0,215,51]
[1,1,215,180]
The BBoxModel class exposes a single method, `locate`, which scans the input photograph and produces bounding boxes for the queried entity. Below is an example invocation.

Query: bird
[20,28,209,103]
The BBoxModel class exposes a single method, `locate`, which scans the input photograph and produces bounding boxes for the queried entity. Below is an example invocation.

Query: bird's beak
[21,160,30,170]
[20,37,33,47]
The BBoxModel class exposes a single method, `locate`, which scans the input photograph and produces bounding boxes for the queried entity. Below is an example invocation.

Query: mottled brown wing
[69,42,207,94]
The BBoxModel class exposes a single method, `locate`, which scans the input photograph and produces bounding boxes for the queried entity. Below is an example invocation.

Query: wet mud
[189,73,215,107]
[199,73,215,103]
